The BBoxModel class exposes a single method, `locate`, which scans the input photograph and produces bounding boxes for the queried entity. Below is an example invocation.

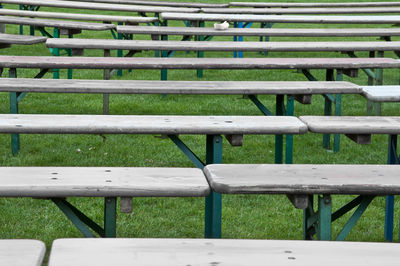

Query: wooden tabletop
[48,238,400,266]
[0,0,200,13]
[230,1,400,8]
[202,7,400,14]
[0,114,308,135]
[46,38,400,52]
[362,86,400,102]
[300,116,400,134]
[204,164,400,195]
[117,25,400,37]
[0,9,158,23]
[0,33,46,45]
[63,0,228,8]
[0,78,361,95]
[0,16,115,30]
[1,56,399,69]
[0,167,209,197]
[161,12,400,24]
[0,239,45,266]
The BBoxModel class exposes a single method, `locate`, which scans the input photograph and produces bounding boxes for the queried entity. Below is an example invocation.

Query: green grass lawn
[0,0,400,258]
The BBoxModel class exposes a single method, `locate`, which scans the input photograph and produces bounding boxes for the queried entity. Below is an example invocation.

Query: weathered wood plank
[202,7,400,14]
[0,56,399,69]
[1,0,200,13]
[0,16,115,30]
[0,240,45,266]
[204,164,400,195]
[0,114,308,135]
[362,85,400,102]
[0,167,209,197]
[64,0,228,8]
[230,2,400,8]
[117,25,400,37]
[0,9,157,23]
[161,12,400,24]
[48,238,400,266]
[0,33,46,45]
[0,78,361,95]
[46,38,400,52]
[300,116,400,134]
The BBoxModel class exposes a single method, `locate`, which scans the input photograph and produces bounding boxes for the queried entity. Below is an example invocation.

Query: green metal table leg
[317,195,332,240]
[374,51,384,116]
[367,51,375,115]
[160,20,168,81]
[117,22,123,77]
[303,195,315,240]
[323,69,334,150]
[197,21,204,78]
[53,28,60,79]
[67,33,73,79]
[285,96,294,164]
[333,69,343,152]
[275,95,284,164]
[385,134,398,241]
[9,68,19,155]
[104,197,117,238]
[205,135,223,238]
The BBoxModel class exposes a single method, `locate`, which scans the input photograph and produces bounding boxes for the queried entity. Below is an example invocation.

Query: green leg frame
[52,197,117,238]
[303,195,374,240]
[385,134,398,242]
[168,134,222,238]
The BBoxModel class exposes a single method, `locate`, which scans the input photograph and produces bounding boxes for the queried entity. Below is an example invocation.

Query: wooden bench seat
[1,55,399,70]
[202,7,400,14]
[0,9,158,24]
[1,0,200,14]
[0,33,46,45]
[362,85,400,102]
[63,0,228,8]
[230,1,400,8]
[0,78,361,95]
[0,16,115,32]
[48,238,400,266]
[117,25,400,38]
[161,12,400,24]
[0,239,45,266]
[46,38,400,53]
[204,163,400,240]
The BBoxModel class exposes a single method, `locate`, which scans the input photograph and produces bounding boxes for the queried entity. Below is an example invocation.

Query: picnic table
[204,163,400,241]
[362,85,400,115]
[0,113,307,238]
[2,55,394,158]
[299,116,400,241]
[0,239,45,266]
[48,238,400,266]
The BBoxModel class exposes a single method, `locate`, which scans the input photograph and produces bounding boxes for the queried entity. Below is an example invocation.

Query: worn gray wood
[0,9,157,23]
[0,114,308,135]
[1,0,199,13]
[204,164,400,195]
[64,0,228,8]
[202,7,400,14]
[0,239,45,266]
[0,16,115,30]
[0,78,361,95]
[300,116,400,134]
[0,33,46,45]
[230,1,400,8]
[1,56,399,69]
[362,86,400,102]
[48,238,400,266]
[46,38,400,52]
[0,167,209,197]
[117,25,400,37]
[161,12,400,24]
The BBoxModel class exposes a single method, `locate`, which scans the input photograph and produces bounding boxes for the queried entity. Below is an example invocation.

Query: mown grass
[0,0,400,259]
